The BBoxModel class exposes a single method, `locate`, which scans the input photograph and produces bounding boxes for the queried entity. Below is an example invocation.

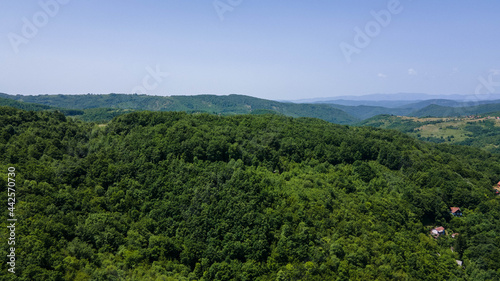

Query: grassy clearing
[401,117,500,143]
[360,114,500,153]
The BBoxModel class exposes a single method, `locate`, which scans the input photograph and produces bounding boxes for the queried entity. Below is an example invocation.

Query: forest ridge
[3,92,500,124]
[1,107,500,280]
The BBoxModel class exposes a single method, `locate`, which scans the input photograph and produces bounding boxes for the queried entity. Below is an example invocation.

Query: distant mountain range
[2,92,500,124]
[292,93,500,104]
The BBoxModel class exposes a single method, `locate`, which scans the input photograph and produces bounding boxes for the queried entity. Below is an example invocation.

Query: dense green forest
[0,97,84,116]
[1,106,500,280]
[0,97,136,123]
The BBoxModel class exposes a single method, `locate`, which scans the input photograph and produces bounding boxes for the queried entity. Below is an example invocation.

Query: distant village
[443,115,500,122]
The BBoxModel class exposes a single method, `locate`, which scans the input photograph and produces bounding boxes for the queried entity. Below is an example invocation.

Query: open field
[359,114,500,154]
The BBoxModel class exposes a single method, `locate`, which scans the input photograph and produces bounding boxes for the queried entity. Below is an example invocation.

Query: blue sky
[1,0,499,100]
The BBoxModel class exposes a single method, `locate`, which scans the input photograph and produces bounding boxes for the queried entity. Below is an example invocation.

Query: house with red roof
[431,226,445,237]
[450,207,462,217]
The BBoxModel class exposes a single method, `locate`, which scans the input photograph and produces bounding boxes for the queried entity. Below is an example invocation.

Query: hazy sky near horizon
[1,0,499,100]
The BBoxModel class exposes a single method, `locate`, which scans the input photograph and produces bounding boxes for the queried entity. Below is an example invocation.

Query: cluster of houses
[430,207,464,267]
[464,115,500,120]
[428,179,500,269]
[430,207,462,238]
[427,180,500,268]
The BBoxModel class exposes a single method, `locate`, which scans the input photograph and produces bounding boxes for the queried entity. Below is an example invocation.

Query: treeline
[1,107,500,280]
[0,96,144,124]
[0,93,358,124]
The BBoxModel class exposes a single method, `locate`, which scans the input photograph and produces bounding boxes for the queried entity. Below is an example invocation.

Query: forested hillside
[0,93,358,124]
[1,107,500,280]
[0,97,83,116]
[325,104,409,120]
[0,97,135,123]
[5,92,500,124]
[411,103,500,118]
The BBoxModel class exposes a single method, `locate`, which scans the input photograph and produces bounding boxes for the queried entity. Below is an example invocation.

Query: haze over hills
[0,93,358,124]
[300,94,500,120]
[399,99,500,110]
[292,93,500,104]
[316,99,500,121]
[4,92,500,123]
[410,103,500,118]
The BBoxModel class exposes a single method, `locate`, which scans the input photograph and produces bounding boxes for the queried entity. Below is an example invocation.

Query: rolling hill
[411,103,500,118]
[4,92,500,124]
[0,93,358,124]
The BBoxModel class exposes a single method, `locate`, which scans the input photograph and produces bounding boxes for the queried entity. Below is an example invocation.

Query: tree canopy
[1,107,500,280]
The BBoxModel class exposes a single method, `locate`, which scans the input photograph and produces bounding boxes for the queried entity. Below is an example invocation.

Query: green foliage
[0,93,358,124]
[411,103,500,118]
[0,96,55,111]
[1,107,500,280]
